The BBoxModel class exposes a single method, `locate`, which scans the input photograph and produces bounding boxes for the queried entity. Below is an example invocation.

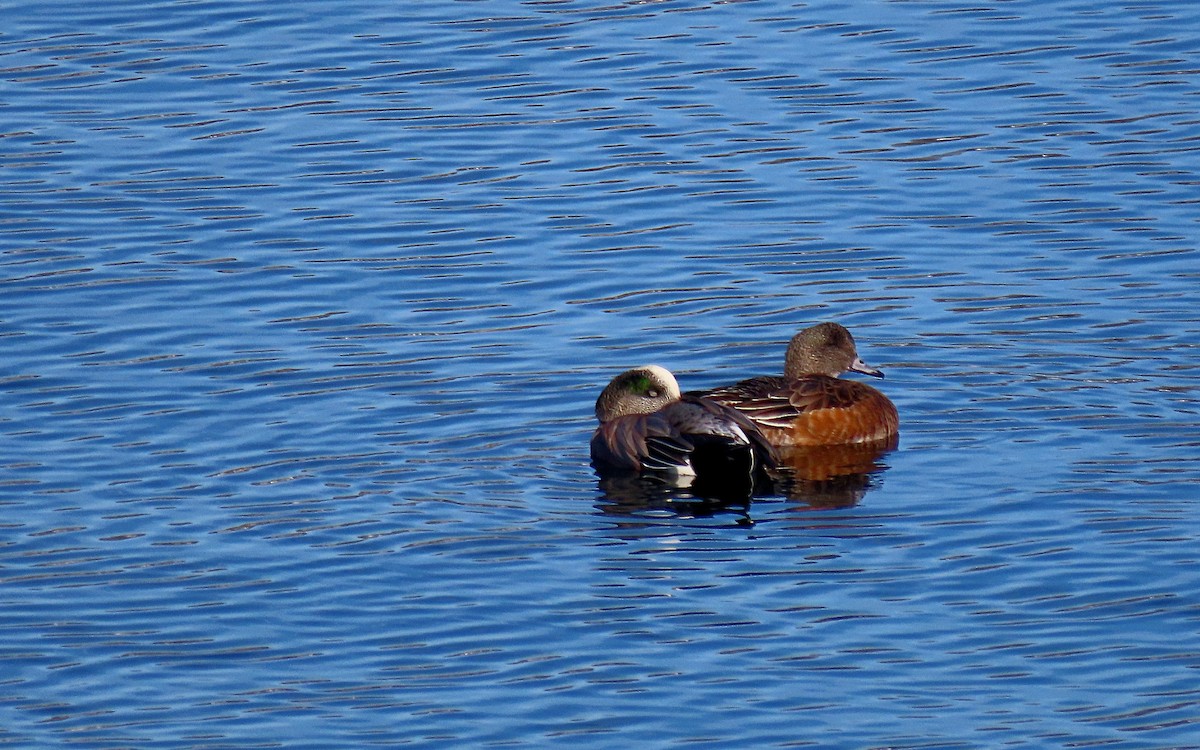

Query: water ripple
[3,0,1200,747]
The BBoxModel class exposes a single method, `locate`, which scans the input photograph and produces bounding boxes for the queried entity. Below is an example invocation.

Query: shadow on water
[594,438,897,518]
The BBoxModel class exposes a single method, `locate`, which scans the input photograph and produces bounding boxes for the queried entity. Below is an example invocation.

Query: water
[3,0,1199,747]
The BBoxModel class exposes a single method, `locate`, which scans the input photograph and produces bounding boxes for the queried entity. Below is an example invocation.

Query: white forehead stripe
[641,365,681,399]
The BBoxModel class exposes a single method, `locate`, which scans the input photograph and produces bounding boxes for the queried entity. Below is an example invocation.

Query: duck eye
[646,388,660,398]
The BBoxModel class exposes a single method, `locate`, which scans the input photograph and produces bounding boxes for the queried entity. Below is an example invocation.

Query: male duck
[590,365,777,487]
[696,323,899,447]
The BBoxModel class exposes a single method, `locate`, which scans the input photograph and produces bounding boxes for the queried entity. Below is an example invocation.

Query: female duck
[697,323,899,447]
[590,365,777,486]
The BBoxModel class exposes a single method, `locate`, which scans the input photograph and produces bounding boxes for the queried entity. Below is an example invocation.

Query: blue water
[3,0,1200,747]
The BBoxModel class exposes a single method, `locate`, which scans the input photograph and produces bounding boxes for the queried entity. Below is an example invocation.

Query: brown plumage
[696,323,899,447]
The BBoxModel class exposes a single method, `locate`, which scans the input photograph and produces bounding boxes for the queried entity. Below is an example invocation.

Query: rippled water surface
[3,0,1200,746]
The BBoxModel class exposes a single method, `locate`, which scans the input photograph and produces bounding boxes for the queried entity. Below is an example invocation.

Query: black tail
[687,436,758,499]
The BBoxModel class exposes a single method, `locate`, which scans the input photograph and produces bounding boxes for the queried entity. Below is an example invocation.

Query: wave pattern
[2,0,1199,747]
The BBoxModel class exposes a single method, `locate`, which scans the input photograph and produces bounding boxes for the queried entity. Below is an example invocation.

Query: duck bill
[849,357,884,378]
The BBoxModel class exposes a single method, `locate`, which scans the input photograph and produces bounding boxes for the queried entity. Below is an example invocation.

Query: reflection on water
[595,438,896,513]
[776,439,897,508]
[594,474,755,522]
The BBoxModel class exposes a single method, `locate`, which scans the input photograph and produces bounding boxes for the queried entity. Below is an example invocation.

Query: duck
[694,323,899,447]
[590,365,777,489]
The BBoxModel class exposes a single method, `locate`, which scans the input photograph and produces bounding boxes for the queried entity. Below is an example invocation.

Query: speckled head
[594,365,682,422]
[783,322,883,380]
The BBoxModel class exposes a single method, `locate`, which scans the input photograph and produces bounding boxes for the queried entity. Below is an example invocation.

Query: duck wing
[667,395,778,478]
[590,411,696,474]
[698,375,865,429]
[590,396,778,481]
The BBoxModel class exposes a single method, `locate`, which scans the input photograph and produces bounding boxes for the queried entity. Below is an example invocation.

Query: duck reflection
[773,436,897,509]
[594,474,754,521]
[594,436,896,516]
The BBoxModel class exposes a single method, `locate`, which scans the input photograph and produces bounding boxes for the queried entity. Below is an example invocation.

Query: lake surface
[3,0,1200,747]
